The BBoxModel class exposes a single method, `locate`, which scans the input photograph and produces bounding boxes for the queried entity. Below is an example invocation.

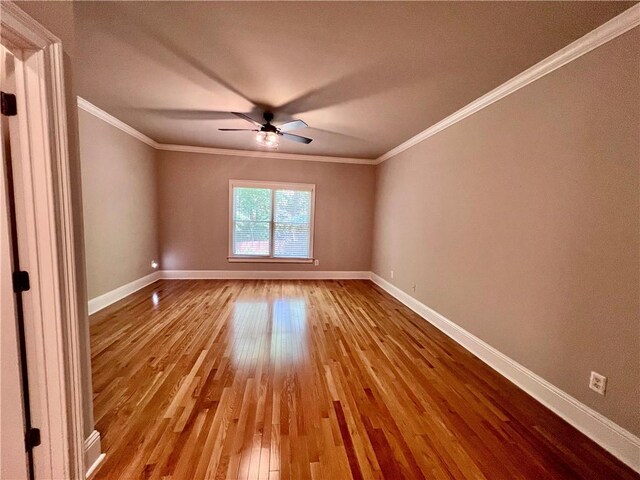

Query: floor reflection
[231,298,307,368]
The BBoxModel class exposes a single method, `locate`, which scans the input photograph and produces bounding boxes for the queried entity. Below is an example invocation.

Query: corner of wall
[62,51,97,442]
[84,430,105,478]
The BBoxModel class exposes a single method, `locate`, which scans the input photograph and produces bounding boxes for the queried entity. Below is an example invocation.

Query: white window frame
[228,179,316,263]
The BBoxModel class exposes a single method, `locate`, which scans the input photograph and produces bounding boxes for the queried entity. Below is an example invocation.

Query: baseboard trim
[88,271,161,315]
[369,273,640,472]
[87,270,369,313]
[161,270,370,280]
[84,430,104,478]
[84,269,639,470]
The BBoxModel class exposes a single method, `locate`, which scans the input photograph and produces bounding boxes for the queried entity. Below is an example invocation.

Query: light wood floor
[89,280,637,479]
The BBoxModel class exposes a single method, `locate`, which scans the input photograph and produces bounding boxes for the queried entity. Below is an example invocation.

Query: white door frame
[1,3,85,479]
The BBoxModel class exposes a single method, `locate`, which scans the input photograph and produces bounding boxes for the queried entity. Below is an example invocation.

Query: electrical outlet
[390,270,394,279]
[589,371,607,395]
[313,259,320,266]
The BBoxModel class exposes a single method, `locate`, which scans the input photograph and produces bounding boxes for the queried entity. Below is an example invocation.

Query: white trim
[88,271,161,315]
[0,0,59,48]
[83,430,104,479]
[85,269,640,469]
[1,3,87,478]
[157,143,376,165]
[76,97,376,165]
[85,454,105,480]
[375,4,640,163]
[227,257,314,264]
[369,273,640,472]
[228,179,316,190]
[161,270,370,280]
[77,97,158,148]
[228,179,316,261]
[77,5,640,167]
[87,270,368,313]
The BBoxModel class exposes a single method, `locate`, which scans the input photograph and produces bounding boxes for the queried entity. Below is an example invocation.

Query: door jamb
[1,3,85,478]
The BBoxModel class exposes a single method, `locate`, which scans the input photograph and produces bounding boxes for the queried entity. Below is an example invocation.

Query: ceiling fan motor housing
[262,112,278,133]
[220,111,313,144]
[263,111,275,123]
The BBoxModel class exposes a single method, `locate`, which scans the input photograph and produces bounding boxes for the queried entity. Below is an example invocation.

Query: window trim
[228,179,316,263]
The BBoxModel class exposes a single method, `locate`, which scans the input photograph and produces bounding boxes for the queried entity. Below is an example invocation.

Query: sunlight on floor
[232,299,308,368]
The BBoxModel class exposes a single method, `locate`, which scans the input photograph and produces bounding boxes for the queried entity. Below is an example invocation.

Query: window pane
[274,189,311,224]
[233,221,270,255]
[274,223,310,258]
[273,189,312,258]
[234,187,271,222]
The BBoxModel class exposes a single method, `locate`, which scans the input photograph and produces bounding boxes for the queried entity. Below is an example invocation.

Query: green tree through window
[231,182,314,259]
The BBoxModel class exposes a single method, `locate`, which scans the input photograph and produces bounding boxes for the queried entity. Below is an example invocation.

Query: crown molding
[376,4,640,164]
[77,97,375,165]
[77,97,159,148]
[77,4,639,168]
[156,143,376,165]
[0,1,60,49]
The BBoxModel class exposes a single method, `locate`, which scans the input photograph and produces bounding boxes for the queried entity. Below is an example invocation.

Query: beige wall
[372,28,640,435]
[21,0,639,448]
[17,0,98,442]
[64,55,97,441]
[157,151,375,272]
[79,109,160,298]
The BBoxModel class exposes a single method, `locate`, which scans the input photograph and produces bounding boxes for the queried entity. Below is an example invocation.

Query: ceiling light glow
[256,131,279,148]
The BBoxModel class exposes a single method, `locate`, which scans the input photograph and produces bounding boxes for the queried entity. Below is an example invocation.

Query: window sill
[228,257,314,264]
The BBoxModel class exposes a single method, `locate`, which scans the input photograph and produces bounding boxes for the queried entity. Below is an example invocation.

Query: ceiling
[17,1,635,159]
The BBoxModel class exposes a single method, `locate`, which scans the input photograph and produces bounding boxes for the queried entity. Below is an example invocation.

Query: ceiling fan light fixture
[256,131,279,148]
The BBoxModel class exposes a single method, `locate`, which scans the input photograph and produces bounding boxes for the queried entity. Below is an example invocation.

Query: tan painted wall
[20,0,640,447]
[79,109,160,299]
[17,0,98,442]
[64,55,97,440]
[372,28,640,435]
[157,151,375,272]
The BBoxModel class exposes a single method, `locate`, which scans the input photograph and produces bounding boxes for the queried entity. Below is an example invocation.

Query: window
[229,180,315,262]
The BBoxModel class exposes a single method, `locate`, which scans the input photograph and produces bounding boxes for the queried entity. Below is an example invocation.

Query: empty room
[1,1,638,479]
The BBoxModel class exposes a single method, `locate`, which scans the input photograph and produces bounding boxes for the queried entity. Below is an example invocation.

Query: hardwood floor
[89,280,637,479]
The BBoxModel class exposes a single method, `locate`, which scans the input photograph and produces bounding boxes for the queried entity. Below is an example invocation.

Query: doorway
[1,4,87,479]
[1,42,32,480]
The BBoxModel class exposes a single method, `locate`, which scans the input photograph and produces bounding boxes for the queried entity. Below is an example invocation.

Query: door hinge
[1,92,17,116]
[25,428,41,450]
[12,271,30,293]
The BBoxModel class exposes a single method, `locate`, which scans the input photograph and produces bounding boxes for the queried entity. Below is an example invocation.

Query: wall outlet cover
[589,371,607,395]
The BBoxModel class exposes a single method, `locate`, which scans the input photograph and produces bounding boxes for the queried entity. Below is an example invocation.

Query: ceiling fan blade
[277,119,308,132]
[218,128,257,132]
[281,132,313,144]
[232,112,263,127]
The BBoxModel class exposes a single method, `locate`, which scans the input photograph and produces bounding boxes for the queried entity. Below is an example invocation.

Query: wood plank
[89,280,638,479]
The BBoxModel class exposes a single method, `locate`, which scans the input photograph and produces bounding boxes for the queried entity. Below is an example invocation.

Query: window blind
[230,182,314,259]
[232,187,271,256]
[274,189,312,258]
